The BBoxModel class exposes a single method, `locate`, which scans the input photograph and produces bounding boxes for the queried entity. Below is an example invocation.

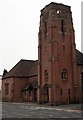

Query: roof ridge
[20,59,37,62]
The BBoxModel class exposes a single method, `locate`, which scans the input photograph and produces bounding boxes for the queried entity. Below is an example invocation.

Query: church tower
[38,2,78,105]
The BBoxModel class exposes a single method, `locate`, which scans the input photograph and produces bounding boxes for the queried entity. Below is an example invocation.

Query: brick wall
[38,2,78,105]
[2,76,37,102]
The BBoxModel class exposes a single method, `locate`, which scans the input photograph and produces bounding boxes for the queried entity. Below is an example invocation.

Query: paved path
[2,102,83,118]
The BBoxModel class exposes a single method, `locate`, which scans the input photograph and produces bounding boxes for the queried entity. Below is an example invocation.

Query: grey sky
[0,0,82,89]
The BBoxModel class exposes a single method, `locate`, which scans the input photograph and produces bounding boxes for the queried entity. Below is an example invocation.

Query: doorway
[42,84,49,103]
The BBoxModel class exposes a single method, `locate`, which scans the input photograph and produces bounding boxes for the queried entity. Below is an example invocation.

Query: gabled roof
[2,59,38,79]
[76,50,83,65]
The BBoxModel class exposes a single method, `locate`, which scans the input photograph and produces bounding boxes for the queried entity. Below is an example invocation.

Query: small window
[57,10,60,14]
[61,69,67,80]
[57,10,61,14]
[5,83,9,95]
[44,70,48,82]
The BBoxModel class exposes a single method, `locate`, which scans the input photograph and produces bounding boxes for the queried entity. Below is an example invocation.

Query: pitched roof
[2,59,38,79]
[2,50,83,79]
[76,50,83,65]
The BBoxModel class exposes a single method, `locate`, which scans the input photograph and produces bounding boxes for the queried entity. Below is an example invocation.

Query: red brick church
[2,2,83,105]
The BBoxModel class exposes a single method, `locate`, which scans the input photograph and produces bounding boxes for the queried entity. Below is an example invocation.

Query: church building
[37,2,83,105]
[2,2,83,105]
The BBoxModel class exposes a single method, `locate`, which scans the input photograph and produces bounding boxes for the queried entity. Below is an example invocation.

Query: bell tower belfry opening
[38,2,77,105]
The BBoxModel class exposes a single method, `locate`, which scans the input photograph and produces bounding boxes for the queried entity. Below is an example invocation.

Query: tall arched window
[44,70,48,82]
[44,22,47,40]
[61,19,65,35]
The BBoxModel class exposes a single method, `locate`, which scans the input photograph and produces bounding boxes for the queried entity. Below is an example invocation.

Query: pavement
[2,102,83,118]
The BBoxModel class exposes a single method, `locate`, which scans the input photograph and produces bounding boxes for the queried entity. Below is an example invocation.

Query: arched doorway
[42,84,49,103]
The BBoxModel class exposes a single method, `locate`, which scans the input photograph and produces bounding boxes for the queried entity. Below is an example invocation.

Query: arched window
[61,69,67,80]
[61,20,65,35]
[44,70,48,82]
[44,22,47,40]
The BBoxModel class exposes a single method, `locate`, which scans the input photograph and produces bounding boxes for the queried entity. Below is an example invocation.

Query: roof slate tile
[2,59,38,79]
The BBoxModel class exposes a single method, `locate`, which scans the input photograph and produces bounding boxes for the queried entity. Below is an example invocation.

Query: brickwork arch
[42,84,49,103]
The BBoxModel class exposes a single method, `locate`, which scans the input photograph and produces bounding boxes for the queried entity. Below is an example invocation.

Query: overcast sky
[0,0,82,89]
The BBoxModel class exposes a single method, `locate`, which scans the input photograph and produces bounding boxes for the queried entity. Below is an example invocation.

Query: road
[2,102,83,118]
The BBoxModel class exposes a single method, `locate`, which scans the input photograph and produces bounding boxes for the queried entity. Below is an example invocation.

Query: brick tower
[38,2,78,105]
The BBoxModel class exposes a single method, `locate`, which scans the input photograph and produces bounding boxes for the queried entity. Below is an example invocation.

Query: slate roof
[2,59,38,79]
[76,50,83,65]
[2,50,83,79]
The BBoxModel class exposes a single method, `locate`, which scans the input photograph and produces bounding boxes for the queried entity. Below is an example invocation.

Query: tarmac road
[2,102,83,118]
